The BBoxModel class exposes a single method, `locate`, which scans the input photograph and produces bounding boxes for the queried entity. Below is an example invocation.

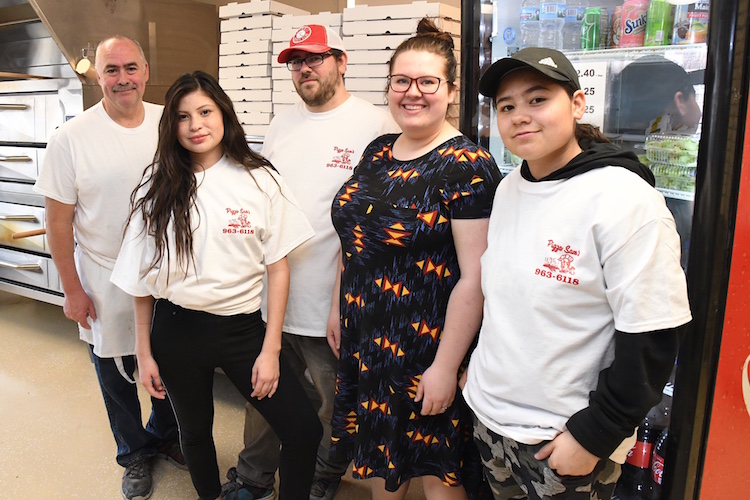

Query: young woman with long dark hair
[111,71,322,500]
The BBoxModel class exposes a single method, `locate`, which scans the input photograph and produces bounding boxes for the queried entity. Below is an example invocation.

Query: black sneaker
[309,478,341,500]
[220,467,275,500]
[156,438,188,470]
[121,457,153,500]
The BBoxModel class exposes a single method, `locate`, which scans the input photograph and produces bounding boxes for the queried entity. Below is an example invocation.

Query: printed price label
[572,61,608,129]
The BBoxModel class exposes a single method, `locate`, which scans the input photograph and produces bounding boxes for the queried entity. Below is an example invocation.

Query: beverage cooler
[459,0,750,498]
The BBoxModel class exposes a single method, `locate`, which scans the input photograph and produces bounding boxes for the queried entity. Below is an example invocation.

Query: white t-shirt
[463,166,692,463]
[260,96,398,336]
[33,101,162,357]
[34,101,163,268]
[111,156,314,316]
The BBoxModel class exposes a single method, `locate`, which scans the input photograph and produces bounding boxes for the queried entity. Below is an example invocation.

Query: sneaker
[309,478,341,500]
[121,457,153,500]
[156,438,188,470]
[220,467,275,500]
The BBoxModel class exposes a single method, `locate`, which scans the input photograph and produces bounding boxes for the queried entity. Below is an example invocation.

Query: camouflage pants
[473,418,621,500]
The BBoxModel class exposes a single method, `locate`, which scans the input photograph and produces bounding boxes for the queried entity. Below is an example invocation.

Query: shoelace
[125,460,149,479]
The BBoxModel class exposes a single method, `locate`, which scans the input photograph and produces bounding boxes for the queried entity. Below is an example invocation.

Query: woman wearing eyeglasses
[327,18,502,500]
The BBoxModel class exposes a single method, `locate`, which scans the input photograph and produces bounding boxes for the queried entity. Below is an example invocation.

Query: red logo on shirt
[327,145,356,170]
[533,239,580,285]
[223,207,255,235]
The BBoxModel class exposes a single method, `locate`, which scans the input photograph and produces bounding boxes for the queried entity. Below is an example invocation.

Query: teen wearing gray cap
[461,48,692,499]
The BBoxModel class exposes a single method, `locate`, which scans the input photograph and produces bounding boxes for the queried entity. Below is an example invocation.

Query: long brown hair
[130,71,273,273]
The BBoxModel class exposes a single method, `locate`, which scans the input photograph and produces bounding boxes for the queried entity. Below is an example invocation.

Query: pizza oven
[0,0,218,305]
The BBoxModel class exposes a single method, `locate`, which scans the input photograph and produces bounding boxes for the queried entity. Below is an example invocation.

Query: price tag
[571,61,608,130]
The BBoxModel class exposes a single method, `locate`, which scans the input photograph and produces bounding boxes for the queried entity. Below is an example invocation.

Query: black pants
[151,300,322,500]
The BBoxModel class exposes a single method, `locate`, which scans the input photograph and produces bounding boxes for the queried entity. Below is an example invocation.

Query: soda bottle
[562,0,586,50]
[614,382,673,499]
[649,428,669,499]
[645,0,675,46]
[610,5,622,47]
[598,7,610,49]
[539,0,565,50]
[614,417,659,499]
[520,0,541,48]
[620,0,649,48]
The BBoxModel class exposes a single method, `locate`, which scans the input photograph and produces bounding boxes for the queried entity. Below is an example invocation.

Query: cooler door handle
[0,214,38,221]
[0,104,28,110]
[0,155,32,162]
[0,259,42,272]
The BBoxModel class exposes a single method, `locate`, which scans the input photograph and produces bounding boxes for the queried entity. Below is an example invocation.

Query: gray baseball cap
[479,47,581,98]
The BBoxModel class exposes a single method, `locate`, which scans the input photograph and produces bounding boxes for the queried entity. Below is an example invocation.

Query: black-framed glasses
[286,52,333,71]
[388,75,444,94]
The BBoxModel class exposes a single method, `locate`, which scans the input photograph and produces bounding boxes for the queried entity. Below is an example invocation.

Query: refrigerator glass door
[482,0,707,268]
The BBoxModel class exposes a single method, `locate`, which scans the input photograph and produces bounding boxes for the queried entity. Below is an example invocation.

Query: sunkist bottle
[620,0,649,48]
[520,0,541,48]
[645,0,675,46]
[614,377,674,500]
[539,0,565,50]
[562,0,586,50]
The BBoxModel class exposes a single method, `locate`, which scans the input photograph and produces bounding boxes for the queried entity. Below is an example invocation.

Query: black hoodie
[520,141,656,186]
[519,140,684,460]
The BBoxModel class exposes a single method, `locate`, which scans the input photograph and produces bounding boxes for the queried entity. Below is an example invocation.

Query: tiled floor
[0,291,425,499]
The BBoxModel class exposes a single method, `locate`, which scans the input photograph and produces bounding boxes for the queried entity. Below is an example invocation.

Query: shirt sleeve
[441,144,503,220]
[602,215,692,333]
[110,209,154,297]
[261,169,315,265]
[566,326,683,458]
[33,130,78,204]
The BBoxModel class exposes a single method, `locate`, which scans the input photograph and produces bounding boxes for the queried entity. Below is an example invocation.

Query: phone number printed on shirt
[535,239,580,286]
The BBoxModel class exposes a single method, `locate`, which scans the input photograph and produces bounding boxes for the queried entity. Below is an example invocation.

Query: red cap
[277,25,346,64]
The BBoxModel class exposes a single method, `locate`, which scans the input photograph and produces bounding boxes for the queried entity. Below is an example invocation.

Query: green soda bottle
[644,0,675,46]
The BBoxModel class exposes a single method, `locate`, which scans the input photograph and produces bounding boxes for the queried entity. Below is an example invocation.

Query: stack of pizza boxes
[271,12,344,116]
[341,1,462,111]
[218,0,309,137]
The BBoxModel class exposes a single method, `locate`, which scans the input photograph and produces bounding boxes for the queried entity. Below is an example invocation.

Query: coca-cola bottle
[614,380,674,499]
[649,428,669,499]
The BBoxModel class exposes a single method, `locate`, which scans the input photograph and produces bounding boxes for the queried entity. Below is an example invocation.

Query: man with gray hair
[34,35,183,500]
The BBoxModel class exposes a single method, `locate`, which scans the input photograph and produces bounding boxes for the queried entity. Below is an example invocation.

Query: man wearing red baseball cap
[221,25,398,500]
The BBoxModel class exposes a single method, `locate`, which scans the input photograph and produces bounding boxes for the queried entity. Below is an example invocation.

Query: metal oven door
[0,93,64,143]
[0,145,44,183]
[0,246,60,293]
[0,201,46,254]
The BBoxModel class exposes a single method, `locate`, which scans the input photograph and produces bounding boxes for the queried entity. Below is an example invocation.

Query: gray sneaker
[309,478,341,500]
[220,467,275,500]
[121,457,153,500]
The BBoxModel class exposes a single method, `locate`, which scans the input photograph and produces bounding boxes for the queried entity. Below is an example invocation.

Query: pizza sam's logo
[534,238,580,285]
[293,26,312,44]
[223,207,254,235]
[327,145,355,170]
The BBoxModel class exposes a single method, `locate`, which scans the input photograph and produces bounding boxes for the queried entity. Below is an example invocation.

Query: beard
[294,69,340,107]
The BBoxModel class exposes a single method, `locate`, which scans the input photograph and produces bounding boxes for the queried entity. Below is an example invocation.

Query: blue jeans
[89,345,178,467]
[237,334,350,489]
